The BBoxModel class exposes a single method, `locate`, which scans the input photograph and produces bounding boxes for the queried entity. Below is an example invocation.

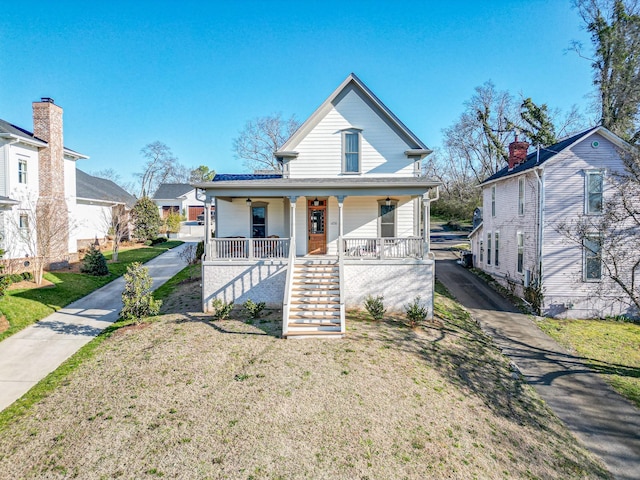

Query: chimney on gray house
[508,135,529,170]
[32,97,70,266]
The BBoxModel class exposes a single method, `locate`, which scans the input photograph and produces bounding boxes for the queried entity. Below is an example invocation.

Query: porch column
[336,195,346,257]
[204,197,212,259]
[289,196,298,251]
[422,193,430,254]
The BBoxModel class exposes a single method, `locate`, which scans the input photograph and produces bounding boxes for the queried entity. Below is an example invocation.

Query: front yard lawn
[0,241,183,342]
[537,317,640,408]
[0,272,610,479]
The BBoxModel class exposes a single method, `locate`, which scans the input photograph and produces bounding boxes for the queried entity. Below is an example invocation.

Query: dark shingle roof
[0,118,45,143]
[76,169,136,208]
[481,127,600,184]
[213,174,283,181]
[152,183,194,199]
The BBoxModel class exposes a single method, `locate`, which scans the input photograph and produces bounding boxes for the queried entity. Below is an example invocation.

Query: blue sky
[0,1,594,187]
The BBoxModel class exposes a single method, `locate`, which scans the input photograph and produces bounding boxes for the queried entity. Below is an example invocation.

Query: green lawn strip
[0,320,130,434]
[537,317,640,408]
[153,264,199,302]
[0,241,183,341]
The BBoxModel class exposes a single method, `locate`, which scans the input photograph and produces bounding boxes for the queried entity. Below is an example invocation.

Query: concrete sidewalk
[0,243,193,412]
[436,252,640,480]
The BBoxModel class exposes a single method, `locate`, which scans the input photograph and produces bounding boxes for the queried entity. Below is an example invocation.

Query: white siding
[288,87,415,178]
[64,158,78,254]
[75,202,112,245]
[542,133,629,318]
[475,171,539,287]
[216,197,286,239]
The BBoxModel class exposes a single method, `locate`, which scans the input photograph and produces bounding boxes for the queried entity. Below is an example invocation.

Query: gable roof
[152,183,195,199]
[481,126,629,185]
[277,73,430,154]
[76,169,136,207]
[0,118,88,158]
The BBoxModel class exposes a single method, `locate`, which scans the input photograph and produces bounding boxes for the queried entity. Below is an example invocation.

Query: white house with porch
[196,74,439,338]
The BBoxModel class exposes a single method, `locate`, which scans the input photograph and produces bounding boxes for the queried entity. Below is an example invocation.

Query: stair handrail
[282,236,296,338]
[338,236,346,334]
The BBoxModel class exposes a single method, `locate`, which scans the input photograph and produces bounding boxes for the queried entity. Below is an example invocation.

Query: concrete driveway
[0,243,193,412]
[435,247,640,480]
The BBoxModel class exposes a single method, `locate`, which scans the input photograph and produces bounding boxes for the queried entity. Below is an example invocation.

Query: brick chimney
[32,97,69,266]
[508,136,530,170]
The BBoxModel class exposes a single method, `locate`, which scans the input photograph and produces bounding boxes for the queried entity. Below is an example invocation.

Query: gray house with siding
[469,126,637,319]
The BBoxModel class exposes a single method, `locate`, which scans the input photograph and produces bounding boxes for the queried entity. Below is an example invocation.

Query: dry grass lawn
[0,276,610,479]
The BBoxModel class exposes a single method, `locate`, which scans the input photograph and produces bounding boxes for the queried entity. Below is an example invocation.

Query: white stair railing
[338,236,346,334]
[281,236,296,338]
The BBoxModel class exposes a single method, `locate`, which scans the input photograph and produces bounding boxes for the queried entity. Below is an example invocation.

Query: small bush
[21,272,34,281]
[405,296,428,328]
[7,274,23,283]
[144,240,153,246]
[195,241,204,261]
[0,276,12,298]
[150,237,168,245]
[243,299,266,319]
[211,298,234,320]
[363,295,386,321]
[80,245,109,276]
[121,262,162,323]
[165,212,183,233]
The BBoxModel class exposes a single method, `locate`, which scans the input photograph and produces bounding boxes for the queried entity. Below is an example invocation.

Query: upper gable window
[585,170,603,215]
[342,130,361,174]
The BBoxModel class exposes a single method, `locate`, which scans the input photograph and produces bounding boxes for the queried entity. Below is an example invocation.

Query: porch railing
[205,238,290,260]
[341,237,424,259]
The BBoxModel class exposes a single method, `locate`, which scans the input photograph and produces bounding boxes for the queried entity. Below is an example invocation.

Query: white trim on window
[251,201,268,238]
[342,129,362,174]
[491,185,496,217]
[583,234,602,281]
[494,231,500,267]
[377,198,397,237]
[479,239,484,263]
[486,232,492,265]
[19,213,29,230]
[517,232,524,274]
[585,170,604,215]
[518,177,525,216]
[18,159,28,184]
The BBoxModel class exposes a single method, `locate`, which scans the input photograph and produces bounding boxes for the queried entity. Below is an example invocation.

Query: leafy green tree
[121,262,161,323]
[132,196,161,242]
[189,165,215,182]
[573,0,640,143]
[509,98,558,147]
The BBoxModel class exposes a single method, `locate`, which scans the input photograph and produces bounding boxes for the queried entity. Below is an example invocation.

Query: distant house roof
[153,183,194,199]
[480,126,629,185]
[0,118,88,158]
[212,174,283,182]
[76,169,136,208]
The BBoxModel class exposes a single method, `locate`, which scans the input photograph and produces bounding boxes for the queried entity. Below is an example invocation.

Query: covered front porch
[197,177,439,338]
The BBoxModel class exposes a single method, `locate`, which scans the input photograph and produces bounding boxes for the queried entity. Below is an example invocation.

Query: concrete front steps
[285,259,343,339]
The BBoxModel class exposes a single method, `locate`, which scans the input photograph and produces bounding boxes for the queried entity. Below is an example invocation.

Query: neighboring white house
[0,98,88,269]
[152,183,206,221]
[74,169,137,249]
[469,126,637,319]
[196,73,440,338]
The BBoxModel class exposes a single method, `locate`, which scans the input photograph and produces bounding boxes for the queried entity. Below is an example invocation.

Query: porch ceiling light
[313,197,320,206]
[246,198,252,207]
[385,197,391,206]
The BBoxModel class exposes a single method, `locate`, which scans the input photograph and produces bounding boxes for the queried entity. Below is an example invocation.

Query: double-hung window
[19,214,29,230]
[584,234,602,281]
[18,160,27,184]
[518,177,525,215]
[343,130,361,173]
[585,170,603,215]
[494,231,500,267]
[487,233,492,265]
[491,185,496,217]
[479,240,484,263]
[517,232,524,274]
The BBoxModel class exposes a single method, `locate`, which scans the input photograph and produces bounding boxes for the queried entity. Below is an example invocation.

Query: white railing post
[282,236,296,338]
